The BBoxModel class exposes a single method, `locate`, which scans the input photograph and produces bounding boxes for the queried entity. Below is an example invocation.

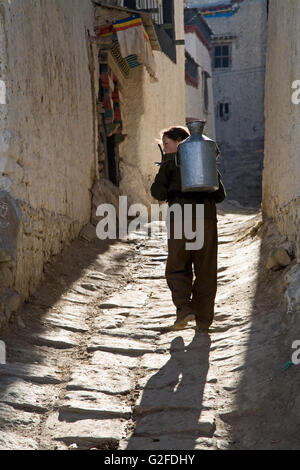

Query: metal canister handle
[158,144,164,160]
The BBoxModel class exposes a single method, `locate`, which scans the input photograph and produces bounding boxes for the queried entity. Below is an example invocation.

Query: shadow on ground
[126,333,212,450]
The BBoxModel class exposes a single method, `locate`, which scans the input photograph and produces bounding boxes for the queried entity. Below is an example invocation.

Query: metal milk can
[177,120,219,193]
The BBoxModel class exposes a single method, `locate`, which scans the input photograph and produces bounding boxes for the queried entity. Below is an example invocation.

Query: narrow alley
[1,201,299,451]
[1,0,300,454]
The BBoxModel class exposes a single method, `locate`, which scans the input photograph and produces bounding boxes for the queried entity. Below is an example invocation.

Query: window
[217,102,230,121]
[124,0,163,25]
[185,52,199,88]
[214,44,231,68]
[123,1,137,8]
[136,0,163,25]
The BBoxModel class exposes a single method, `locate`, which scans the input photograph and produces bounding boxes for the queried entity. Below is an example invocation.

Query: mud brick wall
[262,0,300,261]
[0,0,98,330]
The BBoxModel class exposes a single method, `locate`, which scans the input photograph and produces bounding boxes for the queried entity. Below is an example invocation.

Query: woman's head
[161,126,190,154]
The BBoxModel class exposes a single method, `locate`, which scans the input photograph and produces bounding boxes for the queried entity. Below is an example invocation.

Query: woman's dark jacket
[150,152,226,220]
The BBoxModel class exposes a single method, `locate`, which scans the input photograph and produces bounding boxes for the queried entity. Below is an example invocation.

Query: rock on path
[0,202,299,450]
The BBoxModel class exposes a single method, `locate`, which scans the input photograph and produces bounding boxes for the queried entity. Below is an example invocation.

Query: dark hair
[162,126,190,143]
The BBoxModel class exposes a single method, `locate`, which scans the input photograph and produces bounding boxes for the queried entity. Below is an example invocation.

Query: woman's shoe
[172,313,195,330]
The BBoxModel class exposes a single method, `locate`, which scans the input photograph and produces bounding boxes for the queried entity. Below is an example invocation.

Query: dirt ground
[1,201,300,450]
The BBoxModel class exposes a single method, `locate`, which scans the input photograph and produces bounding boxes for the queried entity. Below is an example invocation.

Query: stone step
[0,430,38,450]
[0,377,57,413]
[133,410,216,438]
[119,435,214,451]
[0,362,61,384]
[91,350,139,369]
[98,291,148,309]
[0,403,40,428]
[87,335,154,355]
[59,390,131,419]
[31,329,79,349]
[42,312,89,333]
[66,365,132,395]
[44,411,125,450]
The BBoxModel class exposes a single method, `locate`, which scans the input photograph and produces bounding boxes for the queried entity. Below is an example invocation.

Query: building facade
[186,0,267,207]
[94,0,186,209]
[184,7,216,139]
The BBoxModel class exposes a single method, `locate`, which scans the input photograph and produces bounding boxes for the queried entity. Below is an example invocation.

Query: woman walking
[150,123,226,332]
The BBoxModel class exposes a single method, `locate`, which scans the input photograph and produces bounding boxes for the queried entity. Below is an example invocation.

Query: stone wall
[262,0,300,261]
[0,0,97,330]
[0,0,186,330]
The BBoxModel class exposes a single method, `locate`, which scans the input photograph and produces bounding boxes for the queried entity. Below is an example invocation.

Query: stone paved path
[1,203,299,450]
